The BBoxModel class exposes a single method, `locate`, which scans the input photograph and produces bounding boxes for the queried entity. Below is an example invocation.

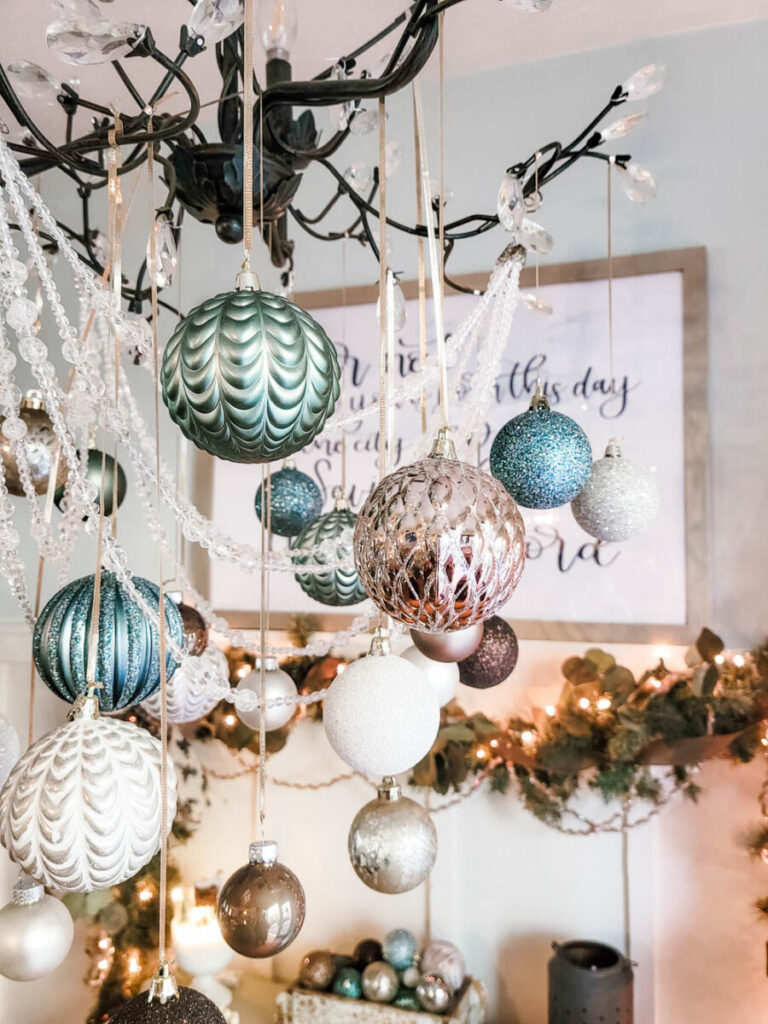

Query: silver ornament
[417,973,453,1013]
[411,623,483,663]
[571,439,660,542]
[422,940,466,993]
[362,961,399,1003]
[400,646,458,707]
[236,658,297,732]
[142,644,225,724]
[0,713,20,789]
[382,928,418,970]
[354,429,525,631]
[348,778,437,894]
[0,876,73,980]
[323,629,439,777]
[0,694,177,893]
[401,965,421,988]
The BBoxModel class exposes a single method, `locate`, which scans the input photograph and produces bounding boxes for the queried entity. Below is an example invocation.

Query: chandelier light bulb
[259,0,298,59]
[622,63,667,101]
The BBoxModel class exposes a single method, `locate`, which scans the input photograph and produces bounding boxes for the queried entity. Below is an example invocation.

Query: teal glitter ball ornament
[490,386,592,509]
[161,274,340,463]
[32,571,184,712]
[54,449,127,518]
[332,966,362,999]
[393,991,421,1010]
[382,929,418,971]
[255,460,323,537]
[291,488,367,606]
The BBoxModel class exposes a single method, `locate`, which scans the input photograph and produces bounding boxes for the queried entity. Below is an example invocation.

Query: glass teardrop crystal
[46,18,146,65]
[521,291,553,315]
[517,218,553,255]
[344,163,374,197]
[147,215,178,289]
[599,112,647,142]
[622,63,666,101]
[7,61,61,103]
[616,162,657,203]
[497,172,524,232]
[188,0,244,46]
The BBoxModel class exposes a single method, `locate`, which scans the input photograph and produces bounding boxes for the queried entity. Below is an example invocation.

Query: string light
[545,704,556,717]
[578,697,591,710]
[126,949,142,975]
[223,713,237,728]
[137,886,154,903]
[733,654,745,668]
[714,654,725,665]
[596,697,612,711]
[520,730,535,747]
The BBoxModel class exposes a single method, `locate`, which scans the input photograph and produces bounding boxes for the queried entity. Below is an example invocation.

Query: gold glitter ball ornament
[354,429,525,631]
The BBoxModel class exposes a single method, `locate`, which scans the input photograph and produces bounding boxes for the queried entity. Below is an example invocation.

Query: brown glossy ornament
[177,601,209,657]
[411,622,483,662]
[0,390,66,497]
[217,840,305,958]
[354,938,384,970]
[299,950,336,990]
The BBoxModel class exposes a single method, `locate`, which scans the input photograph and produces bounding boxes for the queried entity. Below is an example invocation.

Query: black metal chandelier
[0,0,661,311]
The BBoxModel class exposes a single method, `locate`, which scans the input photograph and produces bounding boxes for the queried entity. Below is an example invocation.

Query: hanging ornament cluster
[571,439,660,542]
[323,628,439,776]
[354,429,526,631]
[0,875,73,981]
[55,448,127,518]
[254,460,322,537]
[142,643,226,725]
[291,488,367,606]
[0,389,67,497]
[490,386,592,509]
[348,777,437,894]
[236,657,297,732]
[217,840,305,957]
[161,275,341,464]
[0,692,177,892]
[458,616,519,689]
[32,570,184,712]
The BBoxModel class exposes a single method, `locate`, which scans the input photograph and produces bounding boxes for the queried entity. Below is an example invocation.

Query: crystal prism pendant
[349,107,380,136]
[622,63,666,101]
[517,218,553,255]
[376,280,407,332]
[502,0,554,10]
[343,163,374,197]
[147,214,178,289]
[599,112,647,142]
[188,0,244,46]
[521,291,553,315]
[616,162,657,203]
[7,61,61,104]
[50,0,101,16]
[46,18,147,65]
[497,172,525,231]
[329,63,353,132]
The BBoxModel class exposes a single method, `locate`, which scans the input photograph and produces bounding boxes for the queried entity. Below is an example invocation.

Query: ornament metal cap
[21,389,44,411]
[604,437,623,458]
[12,874,44,907]
[332,485,349,510]
[235,268,261,292]
[369,626,391,657]
[68,683,102,721]
[147,960,180,1005]
[255,656,279,672]
[249,839,279,865]
[529,382,549,411]
[377,777,402,802]
[429,427,457,461]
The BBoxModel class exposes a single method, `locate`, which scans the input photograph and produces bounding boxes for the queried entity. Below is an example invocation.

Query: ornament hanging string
[412,88,428,438]
[340,236,347,494]
[146,110,171,965]
[377,97,388,488]
[606,157,615,395]
[107,118,124,538]
[438,11,446,329]
[242,0,255,270]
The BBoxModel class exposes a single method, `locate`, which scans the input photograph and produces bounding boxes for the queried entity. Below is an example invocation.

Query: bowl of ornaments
[276,929,487,1023]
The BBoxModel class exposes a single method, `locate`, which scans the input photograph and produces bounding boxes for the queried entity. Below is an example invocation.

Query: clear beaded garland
[571,439,660,542]
[354,430,526,631]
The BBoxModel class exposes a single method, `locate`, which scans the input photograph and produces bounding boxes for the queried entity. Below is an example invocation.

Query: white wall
[1,15,768,1024]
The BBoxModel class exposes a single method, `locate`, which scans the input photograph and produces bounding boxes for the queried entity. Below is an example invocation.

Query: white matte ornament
[571,440,660,543]
[0,696,177,893]
[0,876,73,980]
[421,940,466,993]
[142,644,226,724]
[400,646,458,707]
[236,658,297,732]
[0,713,20,789]
[324,631,439,776]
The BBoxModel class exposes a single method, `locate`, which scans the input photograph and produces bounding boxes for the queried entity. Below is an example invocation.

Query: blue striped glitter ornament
[32,571,184,712]
[254,461,322,537]
[490,386,592,509]
[291,489,367,606]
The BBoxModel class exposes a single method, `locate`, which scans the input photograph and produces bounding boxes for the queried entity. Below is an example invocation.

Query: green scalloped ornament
[161,275,341,463]
[291,489,368,607]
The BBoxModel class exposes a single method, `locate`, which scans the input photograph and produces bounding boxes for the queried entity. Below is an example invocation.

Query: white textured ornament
[571,440,660,543]
[0,875,73,980]
[323,630,439,776]
[236,658,297,732]
[421,940,466,993]
[141,644,225,724]
[400,646,458,707]
[0,696,177,892]
[0,713,20,789]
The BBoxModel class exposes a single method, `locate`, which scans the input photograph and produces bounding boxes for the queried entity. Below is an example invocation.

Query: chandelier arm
[380,0,431,77]
[112,60,148,111]
[312,8,414,81]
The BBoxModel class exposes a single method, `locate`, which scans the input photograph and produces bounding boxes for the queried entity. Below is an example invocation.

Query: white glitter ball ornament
[400,646,458,707]
[0,713,20,789]
[142,644,226,724]
[324,629,440,776]
[0,694,177,893]
[571,440,660,543]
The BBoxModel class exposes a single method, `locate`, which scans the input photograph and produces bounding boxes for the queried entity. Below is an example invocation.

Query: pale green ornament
[161,273,340,463]
[291,488,367,606]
